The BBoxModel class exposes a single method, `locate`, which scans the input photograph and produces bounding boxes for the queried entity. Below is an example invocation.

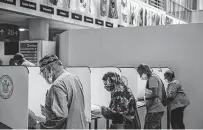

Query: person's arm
[49,85,69,119]
[167,83,178,100]
[101,93,124,120]
[145,77,159,99]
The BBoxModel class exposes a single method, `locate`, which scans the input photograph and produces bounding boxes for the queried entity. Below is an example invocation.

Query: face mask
[104,84,115,92]
[164,78,169,84]
[141,73,147,80]
[43,67,54,84]
[104,78,115,92]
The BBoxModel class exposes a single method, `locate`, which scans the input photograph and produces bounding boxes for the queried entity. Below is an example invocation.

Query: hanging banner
[144,8,148,26]
[165,16,173,25]
[151,11,156,26]
[147,9,151,26]
[138,6,144,26]
[155,13,160,25]
[108,0,118,19]
[129,1,138,27]
[48,0,71,10]
[100,0,108,17]
[121,0,129,24]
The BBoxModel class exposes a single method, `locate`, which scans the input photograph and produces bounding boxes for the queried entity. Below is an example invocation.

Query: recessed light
[19,28,28,31]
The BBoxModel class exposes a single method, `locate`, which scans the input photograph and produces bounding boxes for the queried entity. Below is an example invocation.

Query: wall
[59,23,203,129]
[0,42,13,65]
[191,10,203,23]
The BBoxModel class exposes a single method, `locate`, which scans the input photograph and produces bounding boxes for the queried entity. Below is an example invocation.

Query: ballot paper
[137,101,146,108]
[91,104,102,118]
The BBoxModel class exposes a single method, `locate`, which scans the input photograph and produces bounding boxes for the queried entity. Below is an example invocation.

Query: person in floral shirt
[101,72,141,129]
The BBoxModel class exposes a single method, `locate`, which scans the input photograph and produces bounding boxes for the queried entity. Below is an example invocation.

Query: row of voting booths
[0,66,170,129]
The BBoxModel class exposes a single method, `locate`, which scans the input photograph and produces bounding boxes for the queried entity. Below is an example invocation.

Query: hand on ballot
[137,101,146,108]
[91,104,102,116]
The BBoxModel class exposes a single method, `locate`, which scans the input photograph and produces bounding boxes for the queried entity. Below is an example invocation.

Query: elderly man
[38,54,87,129]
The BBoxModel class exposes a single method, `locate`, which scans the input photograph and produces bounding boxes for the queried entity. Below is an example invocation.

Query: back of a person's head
[164,70,175,82]
[13,53,24,61]
[137,63,151,76]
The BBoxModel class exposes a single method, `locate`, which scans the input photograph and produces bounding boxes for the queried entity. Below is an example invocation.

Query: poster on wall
[138,6,144,26]
[151,11,156,26]
[79,0,93,14]
[144,8,147,26]
[147,9,151,26]
[108,0,118,19]
[100,0,108,17]
[121,0,129,24]
[79,0,88,12]
[129,2,138,26]
[155,13,160,25]
[161,14,166,25]
[165,16,173,25]
[48,0,71,10]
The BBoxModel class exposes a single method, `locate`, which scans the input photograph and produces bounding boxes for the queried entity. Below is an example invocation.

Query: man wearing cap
[12,53,35,66]
[38,54,87,129]
[137,64,165,129]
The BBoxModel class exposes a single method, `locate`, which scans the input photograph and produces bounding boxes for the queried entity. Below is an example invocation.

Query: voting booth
[0,66,91,129]
[28,66,91,125]
[28,67,49,122]
[0,66,29,129]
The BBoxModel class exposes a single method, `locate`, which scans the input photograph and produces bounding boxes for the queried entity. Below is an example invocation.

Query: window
[166,0,192,22]
[4,42,19,55]
[149,0,165,10]
[192,0,197,10]
[199,0,203,10]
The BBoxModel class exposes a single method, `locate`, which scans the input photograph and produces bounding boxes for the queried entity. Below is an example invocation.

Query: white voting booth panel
[91,67,121,108]
[65,67,91,123]
[0,66,29,129]
[28,67,50,121]
[119,67,138,99]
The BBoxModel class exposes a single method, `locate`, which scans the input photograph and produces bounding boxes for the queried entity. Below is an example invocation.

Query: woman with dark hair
[101,72,141,129]
[137,64,165,129]
[164,70,189,129]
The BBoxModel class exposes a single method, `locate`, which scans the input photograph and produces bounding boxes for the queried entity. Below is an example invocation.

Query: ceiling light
[19,28,27,31]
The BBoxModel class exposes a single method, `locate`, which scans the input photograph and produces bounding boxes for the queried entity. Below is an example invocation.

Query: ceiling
[0,9,90,40]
